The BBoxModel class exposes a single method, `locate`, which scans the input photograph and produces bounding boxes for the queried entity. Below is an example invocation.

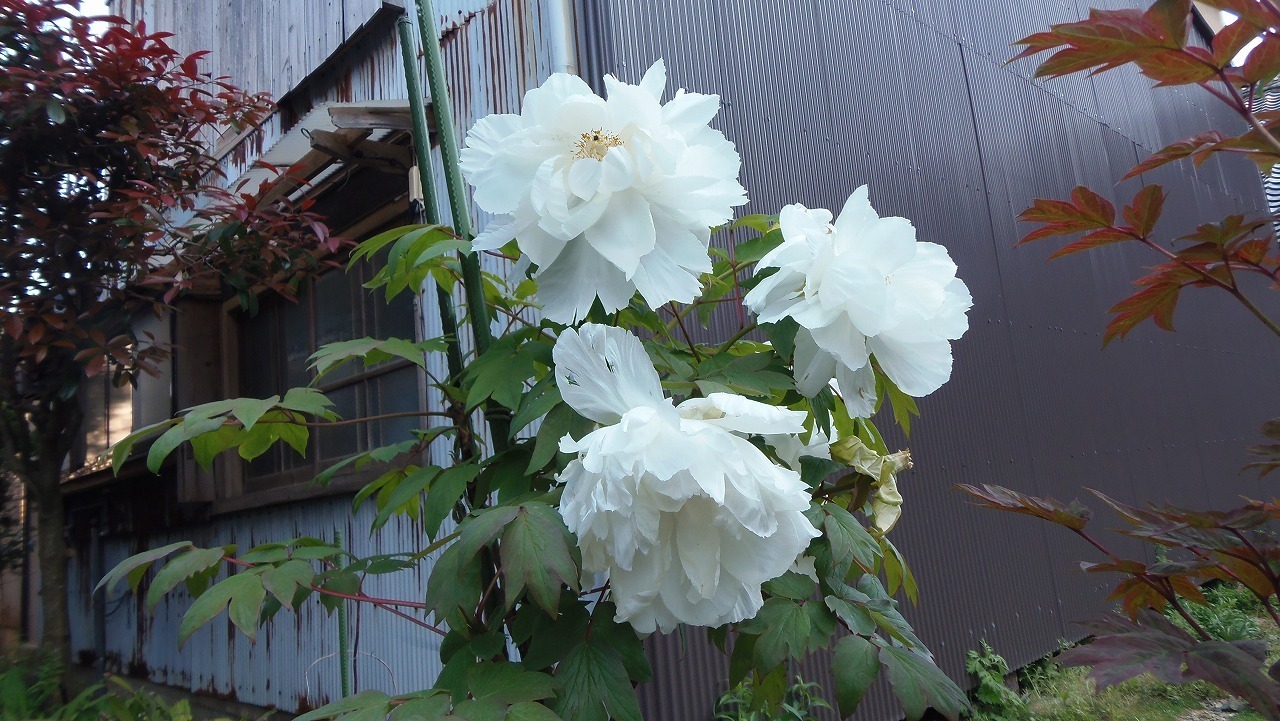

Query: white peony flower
[552,324,820,634]
[460,60,747,323]
[743,186,972,417]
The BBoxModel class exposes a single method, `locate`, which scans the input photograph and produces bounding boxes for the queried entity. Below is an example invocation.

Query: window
[233,259,421,492]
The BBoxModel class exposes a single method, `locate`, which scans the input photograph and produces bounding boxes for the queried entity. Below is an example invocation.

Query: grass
[968,583,1280,721]
[1018,661,1267,721]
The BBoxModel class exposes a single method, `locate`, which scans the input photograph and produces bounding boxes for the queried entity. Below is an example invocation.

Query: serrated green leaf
[739,598,811,669]
[146,547,225,610]
[823,505,880,574]
[762,571,817,601]
[833,635,880,716]
[293,690,392,721]
[500,503,580,615]
[426,542,483,627]
[879,644,969,721]
[96,541,192,594]
[468,664,556,705]
[552,643,641,721]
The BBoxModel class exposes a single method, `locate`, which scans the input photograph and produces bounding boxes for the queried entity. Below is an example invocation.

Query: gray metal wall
[582,2,1280,720]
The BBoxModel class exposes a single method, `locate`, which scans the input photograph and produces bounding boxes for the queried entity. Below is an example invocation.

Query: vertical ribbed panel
[587,2,1280,720]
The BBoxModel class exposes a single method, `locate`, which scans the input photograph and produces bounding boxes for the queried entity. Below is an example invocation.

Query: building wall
[584,2,1280,720]
[72,1,1280,720]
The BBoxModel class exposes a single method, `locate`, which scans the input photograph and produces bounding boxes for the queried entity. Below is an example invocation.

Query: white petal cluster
[743,186,972,417]
[460,60,747,323]
[553,324,819,634]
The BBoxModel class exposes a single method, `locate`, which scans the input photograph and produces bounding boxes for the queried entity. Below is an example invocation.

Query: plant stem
[717,321,758,354]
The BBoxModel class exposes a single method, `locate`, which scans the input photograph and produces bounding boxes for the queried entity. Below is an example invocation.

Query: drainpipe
[547,0,578,76]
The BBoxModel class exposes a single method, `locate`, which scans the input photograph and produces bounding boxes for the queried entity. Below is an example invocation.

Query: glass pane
[319,384,362,461]
[373,366,421,446]
[278,295,309,389]
[240,306,278,398]
[314,271,359,382]
[376,289,417,342]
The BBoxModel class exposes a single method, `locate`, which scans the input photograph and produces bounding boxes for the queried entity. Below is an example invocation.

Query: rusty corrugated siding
[66,0,561,712]
[583,2,1280,720]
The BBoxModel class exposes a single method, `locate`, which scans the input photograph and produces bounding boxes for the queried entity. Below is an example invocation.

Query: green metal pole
[397,17,466,388]
[412,0,492,354]
[410,0,511,452]
[334,529,351,697]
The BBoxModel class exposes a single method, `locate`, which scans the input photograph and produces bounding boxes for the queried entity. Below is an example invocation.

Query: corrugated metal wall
[71,1,1280,719]
[68,0,561,712]
[586,2,1280,720]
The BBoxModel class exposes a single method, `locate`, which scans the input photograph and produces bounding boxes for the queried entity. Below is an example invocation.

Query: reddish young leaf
[1103,273,1187,344]
[1071,186,1118,225]
[1243,34,1280,84]
[1144,0,1192,44]
[956,483,1092,530]
[1122,185,1166,237]
[1047,228,1137,259]
[1212,16,1264,66]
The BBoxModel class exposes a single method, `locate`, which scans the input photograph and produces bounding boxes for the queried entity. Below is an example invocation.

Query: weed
[713,676,832,721]
[964,641,1028,721]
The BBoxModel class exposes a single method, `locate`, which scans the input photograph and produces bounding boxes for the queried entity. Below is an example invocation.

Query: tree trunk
[31,473,69,667]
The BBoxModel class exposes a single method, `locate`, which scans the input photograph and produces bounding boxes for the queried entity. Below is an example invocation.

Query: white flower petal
[554,327,820,634]
[584,189,655,276]
[553,323,664,424]
[463,61,745,315]
[793,327,840,398]
[868,332,953,397]
[750,187,970,404]
[677,393,807,435]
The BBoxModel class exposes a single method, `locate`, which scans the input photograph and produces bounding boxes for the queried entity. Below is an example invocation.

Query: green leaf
[880,535,918,604]
[293,690,392,721]
[528,404,581,474]
[280,387,337,417]
[109,421,174,474]
[146,547,226,610]
[228,573,267,640]
[426,542,483,627]
[733,228,784,264]
[261,559,315,608]
[309,337,439,380]
[500,503,581,615]
[505,702,563,721]
[823,505,880,574]
[189,423,243,469]
[738,598,812,669]
[881,373,919,436]
[879,645,970,721]
[552,643,642,721]
[824,594,877,636]
[455,506,519,561]
[387,693,451,721]
[762,571,817,601]
[423,464,481,539]
[585,604,652,683]
[147,416,225,473]
[178,572,261,646]
[468,664,556,705]
[372,464,441,530]
[833,635,880,716]
[511,376,561,436]
[763,318,799,362]
[96,541,192,594]
[230,396,280,431]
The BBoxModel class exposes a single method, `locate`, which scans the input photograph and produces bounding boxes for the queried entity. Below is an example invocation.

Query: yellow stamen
[573,128,622,160]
